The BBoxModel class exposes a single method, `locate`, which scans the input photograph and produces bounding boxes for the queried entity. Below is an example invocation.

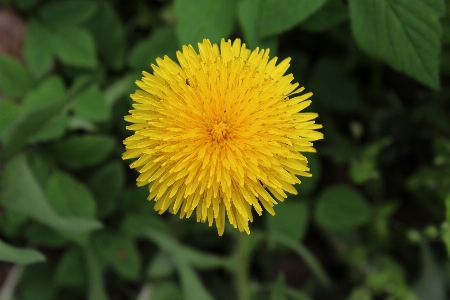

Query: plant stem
[235,233,250,300]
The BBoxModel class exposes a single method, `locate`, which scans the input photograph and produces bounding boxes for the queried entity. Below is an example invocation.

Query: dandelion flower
[123,38,323,235]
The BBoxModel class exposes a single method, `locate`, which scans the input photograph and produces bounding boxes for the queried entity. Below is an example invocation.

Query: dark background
[0,0,449,299]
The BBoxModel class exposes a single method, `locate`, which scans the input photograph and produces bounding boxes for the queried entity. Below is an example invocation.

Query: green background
[0,0,450,299]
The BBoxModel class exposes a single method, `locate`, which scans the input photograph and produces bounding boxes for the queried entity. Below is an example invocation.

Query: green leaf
[25,223,68,248]
[104,74,134,106]
[19,263,57,300]
[296,153,321,195]
[20,75,67,142]
[21,75,65,112]
[0,80,91,160]
[238,0,279,49]
[0,209,28,237]
[129,26,179,70]
[39,0,97,24]
[257,0,328,38]
[46,172,96,218]
[270,274,287,300]
[413,245,446,300]
[92,231,141,280]
[54,246,86,287]
[349,0,445,89]
[24,20,54,77]
[74,84,110,122]
[147,252,176,279]
[151,282,183,300]
[267,232,331,287]
[350,138,392,184]
[300,0,348,32]
[0,155,102,233]
[0,101,20,139]
[266,202,308,240]
[84,248,108,300]
[315,185,370,231]
[89,161,124,218]
[44,135,115,170]
[308,59,360,112]
[366,256,417,298]
[175,257,215,300]
[0,239,45,265]
[51,25,97,68]
[67,115,97,132]
[174,0,237,45]
[348,288,372,300]
[84,2,125,69]
[0,55,36,98]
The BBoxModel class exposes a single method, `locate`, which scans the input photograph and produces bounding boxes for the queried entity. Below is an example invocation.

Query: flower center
[211,121,230,141]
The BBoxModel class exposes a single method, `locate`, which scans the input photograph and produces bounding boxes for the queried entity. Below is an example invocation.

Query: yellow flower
[123,38,323,235]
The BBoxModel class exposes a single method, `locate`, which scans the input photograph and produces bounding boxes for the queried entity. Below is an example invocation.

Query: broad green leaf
[84,2,125,69]
[300,0,348,32]
[257,0,328,38]
[54,247,86,287]
[309,59,360,112]
[89,161,124,218]
[21,75,65,112]
[104,74,134,105]
[122,215,230,270]
[46,172,96,218]
[39,0,97,24]
[92,231,141,280]
[0,55,36,98]
[266,202,308,240]
[51,25,97,68]
[118,186,155,215]
[19,263,57,300]
[0,239,45,265]
[74,84,110,122]
[20,76,67,142]
[349,0,445,89]
[0,155,102,233]
[315,185,370,231]
[29,115,67,143]
[44,135,115,169]
[175,258,215,300]
[270,274,287,300]
[0,209,28,237]
[365,256,418,299]
[24,20,54,77]
[151,282,183,300]
[0,101,20,139]
[84,248,108,300]
[129,26,179,70]
[0,80,91,160]
[267,232,331,287]
[147,252,176,279]
[67,115,97,132]
[413,245,446,300]
[238,0,279,50]
[25,223,68,248]
[174,0,237,45]
[348,288,372,300]
[350,138,392,184]
[296,153,321,195]
[28,152,54,188]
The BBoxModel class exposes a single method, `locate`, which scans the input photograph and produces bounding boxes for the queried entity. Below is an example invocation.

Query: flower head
[123,38,323,235]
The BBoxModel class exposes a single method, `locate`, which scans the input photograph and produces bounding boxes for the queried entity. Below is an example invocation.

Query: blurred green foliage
[0,0,449,299]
